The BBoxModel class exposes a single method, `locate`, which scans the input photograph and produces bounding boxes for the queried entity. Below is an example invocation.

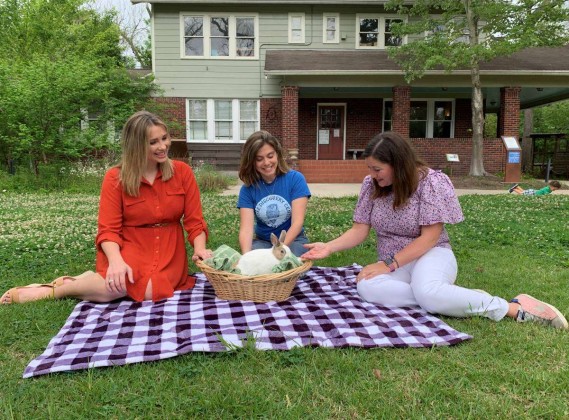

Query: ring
[108,279,113,284]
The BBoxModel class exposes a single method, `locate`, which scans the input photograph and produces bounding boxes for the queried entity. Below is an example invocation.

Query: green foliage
[533,100,569,133]
[0,0,158,173]
[0,192,568,417]
[0,159,234,195]
[385,0,569,81]
[192,162,237,193]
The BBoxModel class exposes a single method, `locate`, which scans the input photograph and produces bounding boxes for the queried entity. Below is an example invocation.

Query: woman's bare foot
[0,284,55,304]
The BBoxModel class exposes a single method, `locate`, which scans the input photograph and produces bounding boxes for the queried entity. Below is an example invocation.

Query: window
[182,14,258,58]
[323,14,339,43]
[356,15,405,49]
[289,13,305,43]
[382,99,454,138]
[187,99,259,142]
[383,101,393,132]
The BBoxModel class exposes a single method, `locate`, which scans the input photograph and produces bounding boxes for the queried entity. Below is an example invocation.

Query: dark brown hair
[549,180,561,189]
[362,131,428,208]
[239,130,289,186]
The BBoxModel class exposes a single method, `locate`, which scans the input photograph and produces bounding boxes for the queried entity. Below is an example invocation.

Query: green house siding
[152,4,399,98]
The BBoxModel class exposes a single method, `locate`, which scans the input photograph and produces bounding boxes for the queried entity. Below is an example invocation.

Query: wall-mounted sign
[446,154,460,162]
[318,130,329,145]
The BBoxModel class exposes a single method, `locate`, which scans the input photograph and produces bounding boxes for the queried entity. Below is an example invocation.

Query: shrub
[192,161,236,193]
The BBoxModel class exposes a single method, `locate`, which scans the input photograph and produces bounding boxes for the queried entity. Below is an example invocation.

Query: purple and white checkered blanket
[24,265,471,378]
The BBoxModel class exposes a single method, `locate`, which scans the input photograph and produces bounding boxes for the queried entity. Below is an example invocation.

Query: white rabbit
[236,230,292,276]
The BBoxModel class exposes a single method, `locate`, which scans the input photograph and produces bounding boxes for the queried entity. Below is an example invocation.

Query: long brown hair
[362,131,428,208]
[239,130,289,186]
[119,111,174,196]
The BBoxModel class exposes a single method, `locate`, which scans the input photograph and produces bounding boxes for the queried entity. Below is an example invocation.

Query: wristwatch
[383,256,395,267]
[382,255,397,272]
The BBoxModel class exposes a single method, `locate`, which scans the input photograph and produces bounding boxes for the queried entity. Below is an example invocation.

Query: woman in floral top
[302,132,567,329]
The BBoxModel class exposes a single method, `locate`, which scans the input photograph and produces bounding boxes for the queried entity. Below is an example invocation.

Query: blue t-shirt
[237,170,311,241]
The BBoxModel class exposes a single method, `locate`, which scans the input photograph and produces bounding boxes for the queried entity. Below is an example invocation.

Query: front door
[317,106,344,160]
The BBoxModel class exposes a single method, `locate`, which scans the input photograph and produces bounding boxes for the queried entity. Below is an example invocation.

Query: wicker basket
[195,259,313,303]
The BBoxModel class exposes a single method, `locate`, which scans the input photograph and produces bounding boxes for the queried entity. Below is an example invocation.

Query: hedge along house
[134,0,569,182]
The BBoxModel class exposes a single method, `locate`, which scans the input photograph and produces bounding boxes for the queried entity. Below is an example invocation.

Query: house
[133,0,569,182]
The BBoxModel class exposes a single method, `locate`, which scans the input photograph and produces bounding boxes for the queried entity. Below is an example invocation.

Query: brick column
[498,87,521,137]
[392,85,411,138]
[281,85,300,168]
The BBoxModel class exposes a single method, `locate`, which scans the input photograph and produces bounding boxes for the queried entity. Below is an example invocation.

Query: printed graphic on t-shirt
[255,194,291,228]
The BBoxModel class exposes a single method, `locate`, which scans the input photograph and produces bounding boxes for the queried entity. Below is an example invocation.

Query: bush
[0,158,236,194]
[192,161,236,193]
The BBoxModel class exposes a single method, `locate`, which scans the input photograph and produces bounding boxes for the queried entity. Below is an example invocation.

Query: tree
[385,0,569,176]
[532,100,569,133]
[0,0,157,173]
[91,0,152,69]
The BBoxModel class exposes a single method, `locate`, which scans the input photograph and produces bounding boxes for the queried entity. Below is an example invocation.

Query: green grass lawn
[1,191,568,418]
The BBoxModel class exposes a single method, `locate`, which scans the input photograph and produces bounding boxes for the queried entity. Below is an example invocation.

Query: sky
[88,0,150,63]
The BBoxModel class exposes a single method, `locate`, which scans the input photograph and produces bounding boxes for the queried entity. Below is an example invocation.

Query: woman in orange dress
[1,111,212,304]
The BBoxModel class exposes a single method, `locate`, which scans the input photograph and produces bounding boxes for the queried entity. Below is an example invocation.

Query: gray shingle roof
[264,45,569,74]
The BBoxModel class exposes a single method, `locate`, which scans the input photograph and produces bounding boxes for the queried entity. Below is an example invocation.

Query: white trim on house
[322,13,340,44]
[179,12,259,59]
[288,13,306,44]
[383,98,456,138]
[355,14,407,49]
[186,98,260,143]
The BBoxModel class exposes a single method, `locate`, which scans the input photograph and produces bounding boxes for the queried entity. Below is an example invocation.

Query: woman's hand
[105,259,134,293]
[192,248,213,262]
[356,262,389,283]
[301,242,332,260]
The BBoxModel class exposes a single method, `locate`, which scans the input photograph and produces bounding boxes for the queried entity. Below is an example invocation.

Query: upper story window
[356,15,405,49]
[323,13,340,43]
[289,13,305,43]
[187,99,259,142]
[383,99,454,138]
[182,14,258,59]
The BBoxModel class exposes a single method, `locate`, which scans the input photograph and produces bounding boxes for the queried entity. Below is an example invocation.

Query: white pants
[357,247,509,321]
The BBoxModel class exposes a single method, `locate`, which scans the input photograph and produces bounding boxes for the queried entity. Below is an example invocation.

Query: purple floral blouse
[353,169,464,259]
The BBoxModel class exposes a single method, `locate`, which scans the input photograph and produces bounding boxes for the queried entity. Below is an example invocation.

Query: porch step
[187,143,242,171]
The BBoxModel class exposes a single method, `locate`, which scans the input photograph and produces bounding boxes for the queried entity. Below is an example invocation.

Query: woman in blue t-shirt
[237,131,311,257]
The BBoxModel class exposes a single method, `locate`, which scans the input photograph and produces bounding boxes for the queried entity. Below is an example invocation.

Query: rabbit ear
[270,232,278,246]
[278,230,286,243]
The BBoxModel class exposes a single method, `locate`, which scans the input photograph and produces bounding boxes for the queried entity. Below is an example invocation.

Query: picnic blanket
[23,265,472,378]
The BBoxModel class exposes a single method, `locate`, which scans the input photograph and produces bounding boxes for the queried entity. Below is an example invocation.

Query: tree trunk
[469,65,487,176]
[466,2,487,176]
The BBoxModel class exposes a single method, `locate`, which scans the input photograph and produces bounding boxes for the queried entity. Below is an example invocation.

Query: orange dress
[95,160,208,302]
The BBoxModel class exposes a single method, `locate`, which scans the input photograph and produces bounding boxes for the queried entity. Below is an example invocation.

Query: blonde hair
[119,111,174,196]
[239,130,289,186]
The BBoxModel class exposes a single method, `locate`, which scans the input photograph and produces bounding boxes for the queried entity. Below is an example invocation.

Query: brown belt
[127,223,172,228]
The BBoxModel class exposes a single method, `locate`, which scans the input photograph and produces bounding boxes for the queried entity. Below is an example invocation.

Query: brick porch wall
[299,137,506,183]
[154,97,186,139]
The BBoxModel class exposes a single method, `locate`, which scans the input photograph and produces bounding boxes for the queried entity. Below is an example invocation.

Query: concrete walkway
[220,181,569,197]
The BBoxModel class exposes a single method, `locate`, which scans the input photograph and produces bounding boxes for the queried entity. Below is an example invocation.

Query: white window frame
[180,13,259,59]
[323,13,340,44]
[288,13,306,44]
[383,99,455,138]
[186,99,260,143]
[355,14,407,49]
